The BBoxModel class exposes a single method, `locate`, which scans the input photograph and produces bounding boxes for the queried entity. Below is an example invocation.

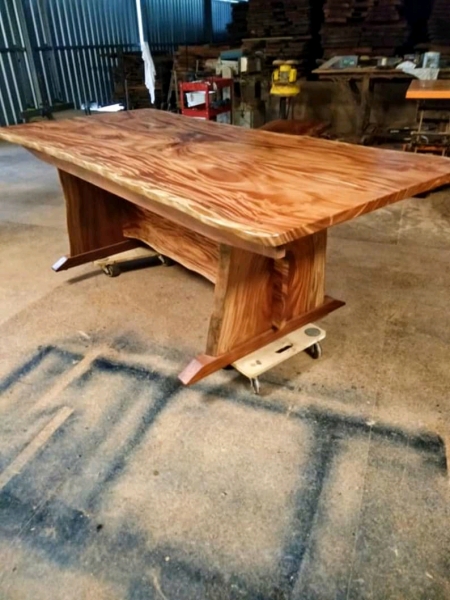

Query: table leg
[348,77,373,142]
[179,231,345,385]
[359,76,374,142]
[53,170,139,270]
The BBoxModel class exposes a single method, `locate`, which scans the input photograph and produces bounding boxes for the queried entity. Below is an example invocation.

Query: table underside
[47,160,344,385]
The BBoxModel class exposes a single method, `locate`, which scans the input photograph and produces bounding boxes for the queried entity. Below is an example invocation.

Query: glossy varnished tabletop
[406,79,450,100]
[1,109,450,248]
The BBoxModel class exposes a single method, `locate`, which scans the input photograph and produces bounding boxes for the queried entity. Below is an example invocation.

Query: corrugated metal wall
[0,0,139,125]
[143,0,204,49]
[0,0,39,126]
[23,0,140,111]
[0,0,241,127]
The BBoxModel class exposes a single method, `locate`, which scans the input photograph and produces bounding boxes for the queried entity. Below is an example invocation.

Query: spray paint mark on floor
[0,340,448,600]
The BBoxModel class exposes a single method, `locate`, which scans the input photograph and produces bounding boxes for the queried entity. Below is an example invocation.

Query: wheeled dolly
[94,247,175,277]
[232,324,326,394]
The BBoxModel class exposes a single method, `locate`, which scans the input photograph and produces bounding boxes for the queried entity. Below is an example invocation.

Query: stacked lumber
[227,2,249,43]
[173,45,230,81]
[247,0,311,38]
[360,0,407,54]
[241,37,312,74]
[321,0,368,56]
[321,0,407,57]
[245,0,313,74]
[428,0,450,48]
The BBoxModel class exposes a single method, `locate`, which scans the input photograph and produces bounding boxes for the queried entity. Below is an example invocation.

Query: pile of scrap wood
[321,0,408,57]
[428,0,450,48]
[227,2,249,43]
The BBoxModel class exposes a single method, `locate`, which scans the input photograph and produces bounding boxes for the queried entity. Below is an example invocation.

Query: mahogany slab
[1,109,450,248]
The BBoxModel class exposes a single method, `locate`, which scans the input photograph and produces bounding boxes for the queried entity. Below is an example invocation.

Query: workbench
[406,80,450,156]
[1,110,450,386]
[313,62,414,142]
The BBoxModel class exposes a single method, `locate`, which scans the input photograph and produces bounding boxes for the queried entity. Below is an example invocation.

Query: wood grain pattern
[2,109,450,248]
[285,231,327,319]
[206,233,328,357]
[406,80,450,100]
[179,296,346,385]
[272,257,290,330]
[59,170,128,255]
[30,150,285,259]
[123,205,219,283]
[206,245,273,355]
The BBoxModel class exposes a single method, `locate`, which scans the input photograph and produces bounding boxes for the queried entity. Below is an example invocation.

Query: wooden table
[406,80,450,156]
[406,80,450,100]
[1,109,450,385]
[313,63,414,141]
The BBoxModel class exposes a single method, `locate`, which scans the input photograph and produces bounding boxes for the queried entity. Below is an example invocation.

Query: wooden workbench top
[406,79,450,100]
[1,109,450,247]
[313,66,413,79]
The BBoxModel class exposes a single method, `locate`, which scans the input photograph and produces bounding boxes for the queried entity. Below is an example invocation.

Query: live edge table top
[1,109,450,248]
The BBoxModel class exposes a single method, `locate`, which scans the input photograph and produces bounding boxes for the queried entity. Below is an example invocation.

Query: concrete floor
[0,140,449,600]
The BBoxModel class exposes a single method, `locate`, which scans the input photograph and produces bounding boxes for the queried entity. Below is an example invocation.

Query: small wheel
[250,377,261,395]
[158,255,174,267]
[102,264,120,277]
[306,342,322,360]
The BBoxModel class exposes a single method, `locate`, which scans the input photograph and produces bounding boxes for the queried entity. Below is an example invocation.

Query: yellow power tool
[270,60,300,119]
[270,60,301,97]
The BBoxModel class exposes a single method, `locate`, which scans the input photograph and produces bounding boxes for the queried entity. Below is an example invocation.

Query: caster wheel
[306,342,322,360]
[158,255,174,267]
[102,264,120,277]
[250,377,261,395]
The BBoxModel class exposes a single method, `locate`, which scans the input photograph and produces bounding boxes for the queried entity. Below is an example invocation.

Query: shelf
[181,106,232,119]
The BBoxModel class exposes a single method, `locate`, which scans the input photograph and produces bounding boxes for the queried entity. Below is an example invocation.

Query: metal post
[204,0,213,44]
[12,0,43,108]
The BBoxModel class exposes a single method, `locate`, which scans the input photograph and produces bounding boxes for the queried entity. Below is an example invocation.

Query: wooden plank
[179,296,345,385]
[123,205,219,283]
[52,240,141,272]
[1,109,450,248]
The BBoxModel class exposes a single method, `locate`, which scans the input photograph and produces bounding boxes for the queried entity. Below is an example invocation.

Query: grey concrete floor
[0,140,449,600]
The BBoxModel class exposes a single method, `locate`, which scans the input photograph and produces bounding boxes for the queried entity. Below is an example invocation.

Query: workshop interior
[0,0,449,599]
